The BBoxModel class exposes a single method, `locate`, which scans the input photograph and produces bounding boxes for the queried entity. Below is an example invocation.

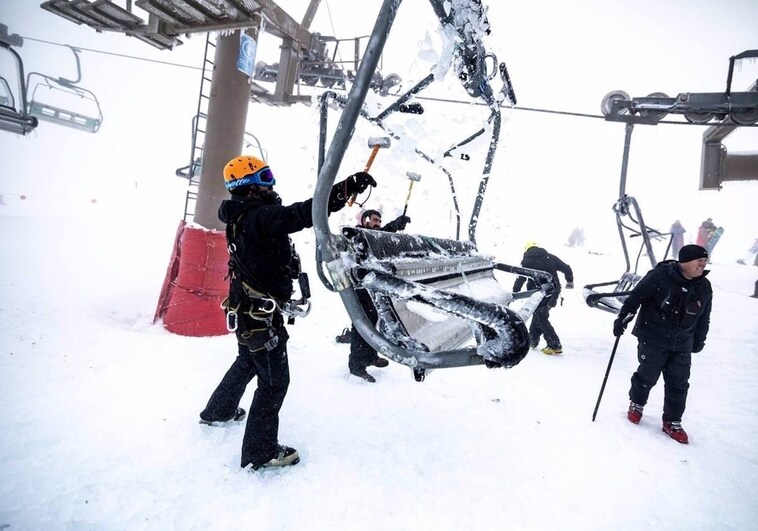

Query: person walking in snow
[199,155,376,470]
[613,244,712,444]
[348,208,411,382]
[669,220,686,258]
[512,242,574,355]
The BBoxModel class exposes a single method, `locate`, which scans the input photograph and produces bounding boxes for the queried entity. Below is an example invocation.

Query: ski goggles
[229,166,276,189]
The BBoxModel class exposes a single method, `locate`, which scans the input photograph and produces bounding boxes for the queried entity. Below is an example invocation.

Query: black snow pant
[349,288,379,372]
[200,314,290,468]
[629,341,692,422]
[529,295,561,349]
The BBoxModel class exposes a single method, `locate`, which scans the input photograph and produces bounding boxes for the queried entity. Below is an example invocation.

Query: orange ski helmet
[223,156,275,192]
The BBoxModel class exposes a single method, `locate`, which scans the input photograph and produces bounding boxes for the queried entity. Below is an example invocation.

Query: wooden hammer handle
[349,145,382,206]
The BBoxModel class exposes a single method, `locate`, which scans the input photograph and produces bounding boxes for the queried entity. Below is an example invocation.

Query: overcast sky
[2,0,756,251]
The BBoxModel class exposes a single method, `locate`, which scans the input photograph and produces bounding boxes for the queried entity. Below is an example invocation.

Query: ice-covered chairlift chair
[312,0,544,381]
[25,46,102,133]
[0,38,38,135]
[583,110,667,314]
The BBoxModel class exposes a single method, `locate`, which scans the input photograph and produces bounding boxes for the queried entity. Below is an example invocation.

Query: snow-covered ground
[1,198,757,529]
[2,0,758,528]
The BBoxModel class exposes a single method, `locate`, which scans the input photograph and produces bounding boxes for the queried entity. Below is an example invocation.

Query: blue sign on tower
[237,32,256,79]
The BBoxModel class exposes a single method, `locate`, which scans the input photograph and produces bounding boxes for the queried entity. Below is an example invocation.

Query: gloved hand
[692,342,705,353]
[566,282,574,289]
[395,215,411,230]
[345,171,377,196]
[329,172,377,212]
[613,312,634,337]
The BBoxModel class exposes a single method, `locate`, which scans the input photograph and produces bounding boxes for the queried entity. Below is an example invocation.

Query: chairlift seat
[583,272,642,314]
[341,227,538,369]
[29,100,101,133]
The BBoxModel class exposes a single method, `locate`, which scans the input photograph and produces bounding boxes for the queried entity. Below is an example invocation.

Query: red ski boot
[627,402,643,424]
[662,421,689,444]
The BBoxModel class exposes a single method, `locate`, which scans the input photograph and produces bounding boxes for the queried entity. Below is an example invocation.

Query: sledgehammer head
[406,171,421,182]
[368,136,391,149]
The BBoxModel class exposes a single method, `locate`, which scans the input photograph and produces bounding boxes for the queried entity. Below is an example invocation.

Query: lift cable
[16,35,756,127]
[20,35,202,71]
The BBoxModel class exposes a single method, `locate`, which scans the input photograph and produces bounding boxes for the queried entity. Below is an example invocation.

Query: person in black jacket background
[348,209,411,382]
[614,244,712,444]
[199,155,376,471]
[512,242,574,355]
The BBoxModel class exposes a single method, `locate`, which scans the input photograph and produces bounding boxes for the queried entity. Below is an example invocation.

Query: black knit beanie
[678,244,708,263]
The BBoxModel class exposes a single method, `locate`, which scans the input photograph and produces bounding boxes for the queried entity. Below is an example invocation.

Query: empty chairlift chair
[25,46,102,133]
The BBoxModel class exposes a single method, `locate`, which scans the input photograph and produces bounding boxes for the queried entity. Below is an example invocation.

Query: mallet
[348,136,391,206]
[402,171,421,216]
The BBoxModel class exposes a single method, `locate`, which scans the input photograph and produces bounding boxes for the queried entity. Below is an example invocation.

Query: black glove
[613,312,634,337]
[345,171,377,196]
[565,282,574,289]
[328,172,376,212]
[692,342,705,353]
[396,215,411,230]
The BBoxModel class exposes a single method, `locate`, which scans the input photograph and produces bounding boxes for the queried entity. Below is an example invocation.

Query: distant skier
[613,244,712,444]
[348,208,411,382]
[567,226,585,247]
[512,242,574,355]
[696,218,716,247]
[669,220,686,258]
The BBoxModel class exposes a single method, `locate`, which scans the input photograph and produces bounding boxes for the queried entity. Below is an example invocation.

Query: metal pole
[312,0,402,263]
[592,335,621,422]
[311,0,403,362]
[193,30,254,230]
[618,122,634,198]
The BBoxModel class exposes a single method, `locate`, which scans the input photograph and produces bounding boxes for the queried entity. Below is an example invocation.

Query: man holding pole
[612,244,712,444]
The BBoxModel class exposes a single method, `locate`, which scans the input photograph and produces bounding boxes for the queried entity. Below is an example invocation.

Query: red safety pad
[154,220,230,336]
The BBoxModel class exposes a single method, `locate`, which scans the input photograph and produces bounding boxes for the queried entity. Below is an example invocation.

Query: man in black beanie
[613,244,712,444]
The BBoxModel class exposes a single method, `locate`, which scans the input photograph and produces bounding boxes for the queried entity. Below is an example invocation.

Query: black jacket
[220,187,350,303]
[512,246,574,296]
[619,260,712,352]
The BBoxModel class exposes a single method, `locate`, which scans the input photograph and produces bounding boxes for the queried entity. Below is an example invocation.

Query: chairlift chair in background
[312,0,542,382]
[0,32,38,136]
[583,109,670,314]
[25,46,102,133]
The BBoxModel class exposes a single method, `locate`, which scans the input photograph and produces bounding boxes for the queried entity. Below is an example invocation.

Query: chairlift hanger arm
[0,40,38,135]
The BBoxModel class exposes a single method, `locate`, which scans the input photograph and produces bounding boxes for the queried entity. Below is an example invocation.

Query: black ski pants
[629,341,691,422]
[349,288,379,372]
[200,318,290,468]
[529,296,561,349]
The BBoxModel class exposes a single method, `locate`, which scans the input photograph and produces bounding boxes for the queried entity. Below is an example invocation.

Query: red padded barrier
[154,220,230,336]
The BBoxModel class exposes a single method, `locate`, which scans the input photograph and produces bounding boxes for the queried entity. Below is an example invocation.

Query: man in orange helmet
[199,155,376,471]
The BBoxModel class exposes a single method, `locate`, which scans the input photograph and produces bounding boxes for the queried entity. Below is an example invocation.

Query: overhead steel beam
[700,79,758,190]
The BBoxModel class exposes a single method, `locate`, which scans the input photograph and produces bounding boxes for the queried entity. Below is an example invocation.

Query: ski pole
[592,335,621,422]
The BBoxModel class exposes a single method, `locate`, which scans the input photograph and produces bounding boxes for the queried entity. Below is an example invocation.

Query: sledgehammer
[402,171,421,216]
[349,136,391,206]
